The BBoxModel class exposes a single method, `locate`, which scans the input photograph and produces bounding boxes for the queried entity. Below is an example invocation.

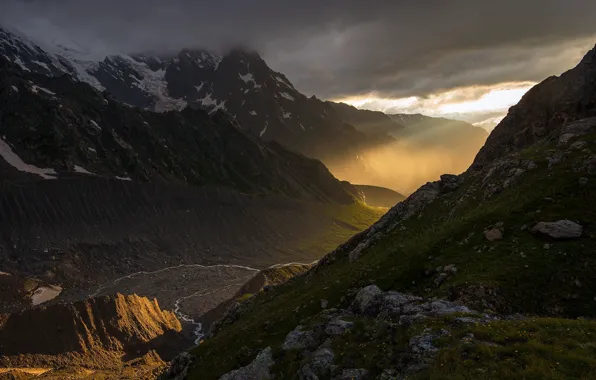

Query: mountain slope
[327,101,404,137]
[0,293,185,377]
[0,56,358,204]
[178,45,596,380]
[0,52,389,316]
[0,27,386,166]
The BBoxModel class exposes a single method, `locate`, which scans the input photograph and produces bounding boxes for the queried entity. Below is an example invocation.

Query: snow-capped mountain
[0,26,389,163]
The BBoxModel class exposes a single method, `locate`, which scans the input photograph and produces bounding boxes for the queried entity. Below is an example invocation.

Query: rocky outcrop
[226,285,489,379]
[218,347,274,380]
[0,293,186,368]
[473,44,596,168]
[532,220,583,239]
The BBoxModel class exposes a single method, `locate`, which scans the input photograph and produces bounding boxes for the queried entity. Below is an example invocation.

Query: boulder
[532,220,583,239]
[350,285,383,315]
[282,326,317,351]
[439,174,462,193]
[303,347,335,378]
[484,228,503,241]
[559,117,596,144]
[325,319,354,336]
[164,352,194,380]
[219,347,274,380]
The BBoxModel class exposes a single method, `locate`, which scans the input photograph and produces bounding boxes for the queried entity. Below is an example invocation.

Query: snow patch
[198,92,227,114]
[282,111,292,119]
[10,85,18,92]
[260,122,268,137]
[74,165,93,175]
[279,92,295,101]
[90,120,101,130]
[30,85,56,96]
[0,138,57,179]
[275,75,293,88]
[299,123,306,131]
[12,56,30,71]
[116,176,132,181]
[239,72,255,84]
[113,54,186,112]
[249,111,258,116]
[87,147,97,153]
[32,60,50,71]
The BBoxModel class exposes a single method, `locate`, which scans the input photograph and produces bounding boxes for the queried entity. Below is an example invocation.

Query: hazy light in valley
[334,81,537,129]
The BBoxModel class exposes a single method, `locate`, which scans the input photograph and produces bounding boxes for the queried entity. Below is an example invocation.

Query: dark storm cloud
[2,0,596,99]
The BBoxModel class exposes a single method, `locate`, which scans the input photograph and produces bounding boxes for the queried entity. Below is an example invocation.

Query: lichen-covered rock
[380,292,422,315]
[282,326,317,351]
[558,117,596,144]
[350,285,383,315]
[532,220,583,239]
[219,347,274,380]
[163,352,194,380]
[325,319,354,336]
[298,347,335,379]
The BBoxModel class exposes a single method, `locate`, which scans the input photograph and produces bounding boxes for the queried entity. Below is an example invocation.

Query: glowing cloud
[335,81,537,129]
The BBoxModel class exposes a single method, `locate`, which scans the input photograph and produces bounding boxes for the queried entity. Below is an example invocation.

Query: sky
[2,0,596,129]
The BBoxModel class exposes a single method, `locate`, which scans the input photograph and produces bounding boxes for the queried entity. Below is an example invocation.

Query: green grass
[423,318,596,379]
[187,137,596,379]
[297,202,386,257]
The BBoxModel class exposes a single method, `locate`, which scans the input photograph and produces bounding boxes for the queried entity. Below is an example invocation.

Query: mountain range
[2,22,586,380]
[0,25,488,194]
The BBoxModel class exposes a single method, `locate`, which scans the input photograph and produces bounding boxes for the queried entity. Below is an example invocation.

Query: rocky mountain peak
[472,44,596,169]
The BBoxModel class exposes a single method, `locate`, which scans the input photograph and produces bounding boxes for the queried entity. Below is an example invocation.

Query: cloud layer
[2,0,596,100]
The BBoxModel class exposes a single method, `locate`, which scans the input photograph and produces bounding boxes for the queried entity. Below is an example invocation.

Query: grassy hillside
[183,128,596,379]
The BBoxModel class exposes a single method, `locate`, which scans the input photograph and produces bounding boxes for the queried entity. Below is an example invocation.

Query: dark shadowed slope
[181,45,596,380]
[0,56,386,311]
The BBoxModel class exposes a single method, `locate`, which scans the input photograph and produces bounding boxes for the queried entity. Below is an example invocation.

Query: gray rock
[381,292,423,314]
[409,332,438,354]
[484,228,503,241]
[219,347,274,380]
[310,348,335,376]
[559,117,596,144]
[164,352,194,380]
[321,299,329,309]
[443,264,458,274]
[325,319,354,335]
[349,242,369,263]
[439,174,462,193]
[570,141,588,150]
[282,326,317,351]
[532,220,583,239]
[351,285,383,315]
[427,300,472,316]
[434,272,448,287]
[579,177,589,186]
[333,368,369,380]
